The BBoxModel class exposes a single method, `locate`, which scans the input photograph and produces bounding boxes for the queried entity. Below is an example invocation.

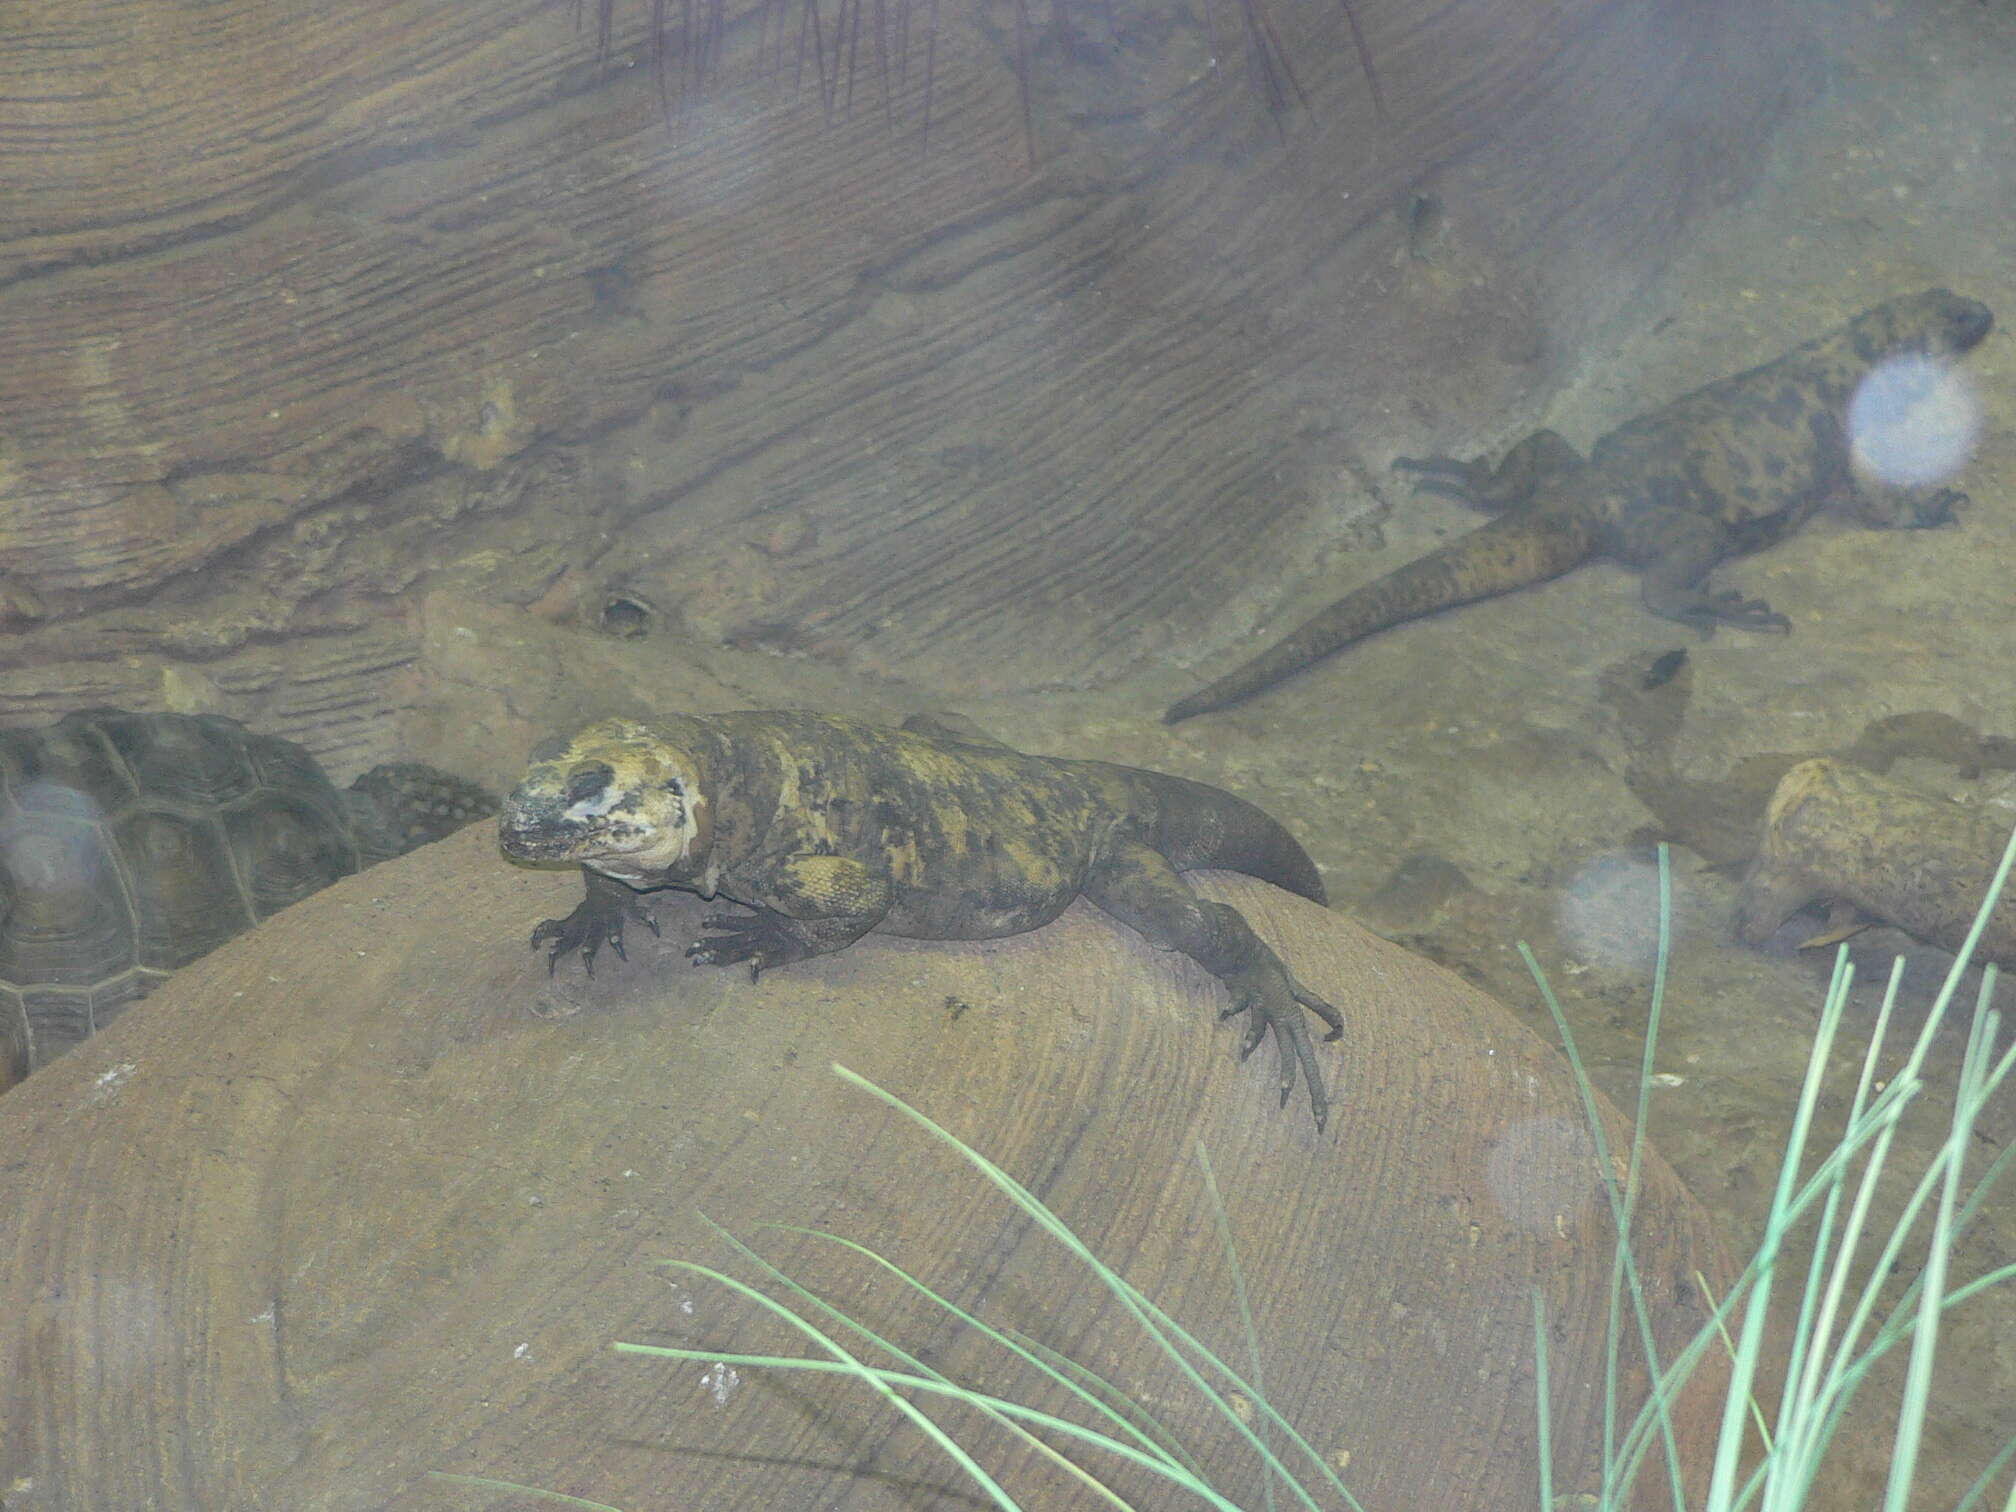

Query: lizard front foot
[531,887,660,975]
[1650,585,1791,635]
[1220,962,1345,1132]
[1908,487,1964,527]
[1706,588,1790,632]
[1857,485,1965,529]
[686,908,814,982]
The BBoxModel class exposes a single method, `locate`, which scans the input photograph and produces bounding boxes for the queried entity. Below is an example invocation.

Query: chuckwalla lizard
[1166,289,1993,722]
[499,711,1345,1128]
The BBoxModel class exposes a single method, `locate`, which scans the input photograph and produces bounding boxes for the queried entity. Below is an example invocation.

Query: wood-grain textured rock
[0,821,1730,1509]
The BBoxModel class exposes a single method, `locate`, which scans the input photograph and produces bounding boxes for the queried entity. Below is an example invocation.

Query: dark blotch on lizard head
[566,762,615,806]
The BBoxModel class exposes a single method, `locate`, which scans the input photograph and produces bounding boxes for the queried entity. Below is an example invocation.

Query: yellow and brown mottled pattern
[1166,289,1994,722]
[499,711,1345,1129]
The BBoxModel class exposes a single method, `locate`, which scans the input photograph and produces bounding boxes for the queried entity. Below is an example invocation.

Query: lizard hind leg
[687,854,891,980]
[1393,428,1584,512]
[1082,839,1343,1131]
[1624,508,1791,634]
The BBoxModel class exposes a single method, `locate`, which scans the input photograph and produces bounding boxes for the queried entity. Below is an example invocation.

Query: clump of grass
[619,1072,1363,1512]
[1523,839,2016,1512]
[439,837,2016,1510]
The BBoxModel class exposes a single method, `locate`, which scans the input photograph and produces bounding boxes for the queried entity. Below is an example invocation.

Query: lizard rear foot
[1221,963,1344,1132]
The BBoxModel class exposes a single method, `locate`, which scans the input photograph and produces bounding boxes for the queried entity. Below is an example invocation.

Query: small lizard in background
[1166,289,1993,723]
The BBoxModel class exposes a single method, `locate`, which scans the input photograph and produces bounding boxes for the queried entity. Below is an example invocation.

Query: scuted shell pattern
[0,710,363,1079]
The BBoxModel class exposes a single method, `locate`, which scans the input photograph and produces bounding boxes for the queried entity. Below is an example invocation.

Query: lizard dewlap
[500,711,1344,1129]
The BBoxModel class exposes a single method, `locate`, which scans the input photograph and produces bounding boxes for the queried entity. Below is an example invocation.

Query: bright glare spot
[1848,354,1981,488]
[87,1061,138,1105]
[700,1360,741,1405]
[1556,853,1664,974]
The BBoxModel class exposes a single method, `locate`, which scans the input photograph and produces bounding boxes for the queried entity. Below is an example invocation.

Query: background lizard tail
[1163,508,1605,723]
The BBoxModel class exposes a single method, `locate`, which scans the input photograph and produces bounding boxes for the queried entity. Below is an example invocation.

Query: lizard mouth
[498,771,699,873]
[497,794,593,860]
[498,800,660,864]
[499,760,639,861]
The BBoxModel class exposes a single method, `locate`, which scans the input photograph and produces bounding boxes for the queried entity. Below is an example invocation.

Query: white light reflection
[1848,354,1981,489]
[1556,852,1664,975]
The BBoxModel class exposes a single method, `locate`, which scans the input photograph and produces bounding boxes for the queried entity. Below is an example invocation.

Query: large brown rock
[0,821,1730,1509]
[0,0,1797,760]
[1736,757,2016,967]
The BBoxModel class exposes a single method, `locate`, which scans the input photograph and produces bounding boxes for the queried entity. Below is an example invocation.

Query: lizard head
[1850,289,1994,364]
[1839,293,1993,517]
[498,718,712,883]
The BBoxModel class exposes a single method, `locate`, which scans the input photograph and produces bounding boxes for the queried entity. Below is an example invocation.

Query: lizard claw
[530,888,659,975]
[1703,589,1790,633]
[1219,964,1343,1132]
[1652,585,1791,636]
[687,909,802,981]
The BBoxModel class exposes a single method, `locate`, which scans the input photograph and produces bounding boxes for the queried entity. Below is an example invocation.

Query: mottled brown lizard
[1166,289,1993,723]
[500,711,1345,1128]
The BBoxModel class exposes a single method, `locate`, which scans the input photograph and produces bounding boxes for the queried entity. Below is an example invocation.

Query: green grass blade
[1950,1427,2016,1512]
[1601,843,1674,1488]
[1779,1004,2013,1504]
[754,1220,1204,1488]
[1196,1143,1278,1512]
[1695,1267,1774,1457]
[1702,937,1855,1512]
[1533,1290,1554,1512]
[616,1315,1256,1509]
[1882,1003,1998,1511]
[1519,933,1686,1510]
[1772,955,1904,1487]
[1000,1327,1213,1483]
[634,1259,1026,1509]
[685,1218,1157,1510]
[1069,1253,1363,1510]
[830,1062,1361,1512]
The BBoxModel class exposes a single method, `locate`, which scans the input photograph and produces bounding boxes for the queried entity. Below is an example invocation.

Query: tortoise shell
[0,710,368,1077]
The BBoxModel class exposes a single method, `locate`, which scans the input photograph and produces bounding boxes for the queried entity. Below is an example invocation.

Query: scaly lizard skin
[498,711,1345,1128]
[1166,289,1994,723]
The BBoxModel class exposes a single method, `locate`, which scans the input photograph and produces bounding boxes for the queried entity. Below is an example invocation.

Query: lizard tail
[1134,770,1328,904]
[1164,509,1603,723]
